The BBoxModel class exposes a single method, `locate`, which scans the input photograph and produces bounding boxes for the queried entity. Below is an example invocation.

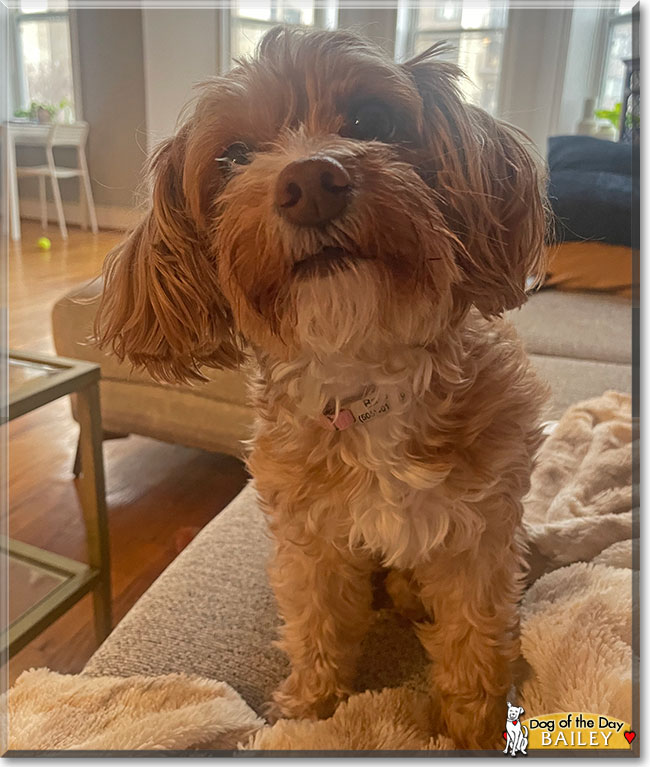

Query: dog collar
[319,390,405,431]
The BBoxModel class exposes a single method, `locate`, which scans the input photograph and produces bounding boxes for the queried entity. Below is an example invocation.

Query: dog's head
[507,702,525,721]
[96,26,547,381]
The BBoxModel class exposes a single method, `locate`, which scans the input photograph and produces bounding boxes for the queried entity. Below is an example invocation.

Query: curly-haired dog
[96,27,549,748]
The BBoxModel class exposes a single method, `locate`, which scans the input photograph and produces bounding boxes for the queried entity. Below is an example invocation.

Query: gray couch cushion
[84,483,426,714]
[508,290,632,364]
[529,354,632,420]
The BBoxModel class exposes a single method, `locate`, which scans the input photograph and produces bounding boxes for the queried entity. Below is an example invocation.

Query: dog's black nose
[275,156,351,227]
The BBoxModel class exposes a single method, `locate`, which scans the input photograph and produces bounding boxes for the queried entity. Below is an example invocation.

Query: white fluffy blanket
[7,392,635,751]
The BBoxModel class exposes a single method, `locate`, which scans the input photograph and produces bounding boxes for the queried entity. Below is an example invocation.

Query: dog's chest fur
[250,343,492,569]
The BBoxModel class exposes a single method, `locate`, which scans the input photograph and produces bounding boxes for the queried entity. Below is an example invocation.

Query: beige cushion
[52,280,255,457]
[507,290,632,364]
[52,279,252,408]
[99,380,253,457]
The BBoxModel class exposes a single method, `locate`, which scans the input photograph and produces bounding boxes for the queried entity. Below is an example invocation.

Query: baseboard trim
[18,198,138,231]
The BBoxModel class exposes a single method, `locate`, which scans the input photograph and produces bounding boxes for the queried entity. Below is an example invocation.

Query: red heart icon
[624,731,636,744]
[502,731,507,740]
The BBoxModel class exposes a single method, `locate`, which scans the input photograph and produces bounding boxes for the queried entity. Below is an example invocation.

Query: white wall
[76,9,147,208]
[498,7,573,155]
[338,7,398,56]
[141,9,219,150]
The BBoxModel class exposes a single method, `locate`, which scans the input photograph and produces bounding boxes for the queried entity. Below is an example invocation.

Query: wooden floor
[7,221,249,685]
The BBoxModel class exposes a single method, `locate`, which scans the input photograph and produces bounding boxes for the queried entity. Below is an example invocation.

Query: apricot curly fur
[95,26,550,749]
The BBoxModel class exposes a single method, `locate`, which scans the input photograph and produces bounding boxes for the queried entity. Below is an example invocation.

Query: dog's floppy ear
[95,124,243,383]
[404,46,548,317]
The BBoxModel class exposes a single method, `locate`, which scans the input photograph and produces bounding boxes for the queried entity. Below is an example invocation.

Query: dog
[95,26,549,749]
[504,702,528,756]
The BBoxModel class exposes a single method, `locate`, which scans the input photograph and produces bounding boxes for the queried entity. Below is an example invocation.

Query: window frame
[9,3,81,119]
[396,4,508,60]
[596,5,634,109]
[395,1,510,116]
[218,2,338,73]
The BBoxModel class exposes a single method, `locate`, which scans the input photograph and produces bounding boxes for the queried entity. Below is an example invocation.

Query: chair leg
[50,175,68,240]
[79,149,98,234]
[38,176,47,229]
[79,177,88,231]
[46,146,68,240]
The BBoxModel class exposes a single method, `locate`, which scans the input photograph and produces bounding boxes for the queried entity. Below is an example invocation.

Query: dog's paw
[439,692,506,750]
[271,673,349,721]
[261,698,284,725]
[384,569,429,622]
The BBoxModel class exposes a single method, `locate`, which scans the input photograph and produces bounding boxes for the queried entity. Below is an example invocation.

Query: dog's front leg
[519,732,528,755]
[414,532,524,749]
[269,536,374,720]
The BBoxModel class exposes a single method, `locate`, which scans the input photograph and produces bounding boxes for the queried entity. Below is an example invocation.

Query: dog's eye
[219,142,253,166]
[346,101,395,142]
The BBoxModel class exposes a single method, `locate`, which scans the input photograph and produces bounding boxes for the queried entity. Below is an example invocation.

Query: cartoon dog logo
[504,702,528,756]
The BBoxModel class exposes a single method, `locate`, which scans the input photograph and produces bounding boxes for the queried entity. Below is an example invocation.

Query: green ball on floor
[37,236,52,251]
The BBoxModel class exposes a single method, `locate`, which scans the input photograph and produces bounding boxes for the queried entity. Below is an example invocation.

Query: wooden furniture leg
[75,381,112,642]
[73,429,130,477]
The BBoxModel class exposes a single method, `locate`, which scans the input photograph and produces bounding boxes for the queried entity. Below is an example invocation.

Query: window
[226,0,338,67]
[11,0,76,120]
[598,1,635,110]
[395,0,508,115]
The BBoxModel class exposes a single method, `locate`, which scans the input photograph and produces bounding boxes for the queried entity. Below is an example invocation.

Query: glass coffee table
[3,350,112,657]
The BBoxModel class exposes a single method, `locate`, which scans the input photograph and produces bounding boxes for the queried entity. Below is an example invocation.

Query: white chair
[15,121,98,240]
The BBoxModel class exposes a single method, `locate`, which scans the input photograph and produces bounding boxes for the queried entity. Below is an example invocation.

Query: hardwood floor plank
[8,222,249,686]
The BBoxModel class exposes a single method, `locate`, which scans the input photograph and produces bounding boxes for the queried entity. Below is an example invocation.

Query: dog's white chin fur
[290,259,436,358]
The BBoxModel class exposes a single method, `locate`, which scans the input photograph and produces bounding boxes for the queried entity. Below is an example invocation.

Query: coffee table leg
[75,381,112,643]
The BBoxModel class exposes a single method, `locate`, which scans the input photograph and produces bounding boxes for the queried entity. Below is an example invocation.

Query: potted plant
[13,99,72,124]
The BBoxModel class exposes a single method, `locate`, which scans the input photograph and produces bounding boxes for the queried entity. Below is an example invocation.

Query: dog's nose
[275,156,351,227]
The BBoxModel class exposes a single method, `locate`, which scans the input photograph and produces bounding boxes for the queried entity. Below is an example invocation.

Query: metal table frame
[4,350,112,656]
